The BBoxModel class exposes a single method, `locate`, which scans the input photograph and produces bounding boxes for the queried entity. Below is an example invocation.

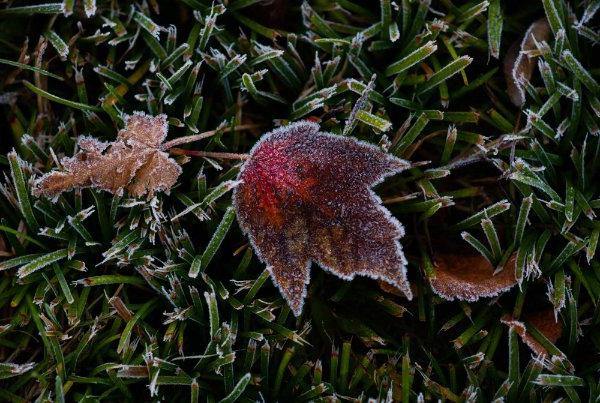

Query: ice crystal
[233,121,412,316]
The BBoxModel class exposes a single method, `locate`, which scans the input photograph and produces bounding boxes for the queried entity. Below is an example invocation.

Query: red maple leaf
[233,121,412,315]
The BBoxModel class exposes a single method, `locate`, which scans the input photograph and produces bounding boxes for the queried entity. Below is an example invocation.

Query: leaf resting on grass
[233,121,412,316]
[33,112,181,199]
[501,309,563,357]
[429,253,518,301]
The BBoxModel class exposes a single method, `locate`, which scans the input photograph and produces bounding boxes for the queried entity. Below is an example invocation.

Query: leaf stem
[161,124,261,150]
[169,148,249,160]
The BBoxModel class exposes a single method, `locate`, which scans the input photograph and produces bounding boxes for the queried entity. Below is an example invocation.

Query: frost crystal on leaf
[429,253,518,301]
[232,121,412,316]
[33,112,181,199]
[503,18,551,107]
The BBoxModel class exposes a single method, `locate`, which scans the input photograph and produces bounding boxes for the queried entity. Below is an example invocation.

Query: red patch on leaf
[233,121,412,315]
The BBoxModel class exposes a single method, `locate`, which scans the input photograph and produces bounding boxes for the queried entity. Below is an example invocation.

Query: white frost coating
[430,279,517,302]
[84,0,97,18]
[510,19,550,107]
[233,121,412,316]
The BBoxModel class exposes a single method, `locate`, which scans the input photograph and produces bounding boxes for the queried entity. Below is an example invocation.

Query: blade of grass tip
[384,40,437,77]
[354,110,392,132]
[565,181,575,222]
[190,379,200,403]
[514,195,533,245]
[0,3,63,15]
[159,43,190,70]
[53,263,74,304]
[487,0,503,59]
[17,249,68,279]
[198,207,236,272]
[347,353,370,392]
[561,50,600,94]
[533,374,585,387]
[566,291,577,354]
[83,0,96,17]
[430,55,449,108]
[380,0,392,40]
[133,11,161,38]
[481,218,502,262]
[217,373,251,403]
[440,125,457,164]
[553,269,566,317]
[0,58,64,80]
[587,227,599,263]
[260,341,270,396]
[329,345,339,389]
[452,200,511,230]
[461,231,495,265]
[22,81,101,112]
[338,341,351,394]
[542,0,565,37]
[343,75,375,136]
[77,274,146,287]
[8,151,39,232]
[188,255,202,279]
[117,299,156,354]
[0,253,44,271]
[44,30,69,60]
[391,112,429,156]
[204,291,219,338]
[0,225,46,249]
[242,269,270,304]
[416,56,473,95]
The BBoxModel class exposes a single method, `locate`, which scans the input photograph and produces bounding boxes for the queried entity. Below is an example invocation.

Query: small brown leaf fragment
[503,18,551,107]
[429,253,518,301]
[501,309,562,357]
[33,112,181,199]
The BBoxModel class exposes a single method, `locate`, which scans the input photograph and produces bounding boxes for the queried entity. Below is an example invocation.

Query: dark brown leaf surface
[34,112,181,199]
[502,309,563,357]
[233,121,412,315]
[429,253,518,301]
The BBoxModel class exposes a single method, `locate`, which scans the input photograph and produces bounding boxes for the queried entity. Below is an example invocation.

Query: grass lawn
[0,0,599,401]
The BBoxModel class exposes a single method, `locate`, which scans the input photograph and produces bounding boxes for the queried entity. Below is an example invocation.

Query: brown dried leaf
[501,309,563,357]
[429,253,518,301]
[34,112,181,199]
[503,18,551,107]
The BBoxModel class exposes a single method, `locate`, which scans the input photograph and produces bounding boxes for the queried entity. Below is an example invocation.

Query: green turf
[0,0,599,401]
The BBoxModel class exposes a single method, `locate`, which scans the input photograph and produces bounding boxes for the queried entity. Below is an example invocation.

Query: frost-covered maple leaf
[34,112,181,199]
[233,121,412,316]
